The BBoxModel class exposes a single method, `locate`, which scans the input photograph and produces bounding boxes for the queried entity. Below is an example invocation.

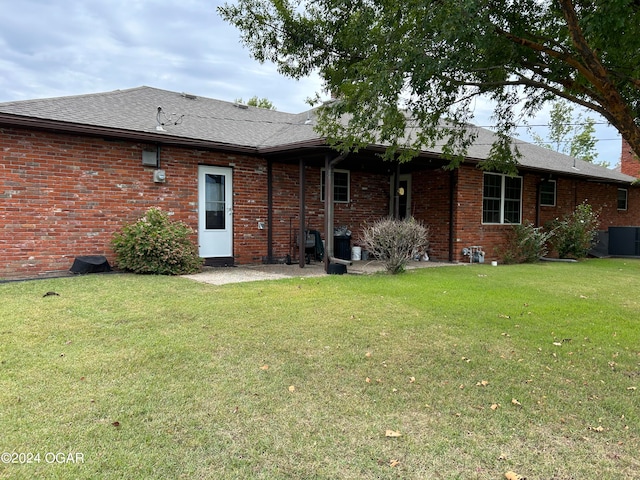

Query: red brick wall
[0,127,268,278]
[411,168,453,261]
[449,165,640,262]
[3,126,638,278]
[620,138,640,178]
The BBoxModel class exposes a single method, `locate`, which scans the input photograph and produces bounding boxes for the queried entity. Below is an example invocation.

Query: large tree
[219,0,640,172]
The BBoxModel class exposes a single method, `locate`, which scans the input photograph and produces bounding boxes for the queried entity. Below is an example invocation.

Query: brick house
[1,86,638,279]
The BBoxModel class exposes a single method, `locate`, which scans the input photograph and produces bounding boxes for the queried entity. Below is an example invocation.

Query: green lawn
[1,259,638,479]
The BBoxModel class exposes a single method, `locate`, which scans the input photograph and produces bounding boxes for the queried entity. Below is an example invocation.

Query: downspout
[299,157,306,268]
[324,152,349,272]
[267,159,273,263]
[393,162,401,219]
[448,169,456,262]
[535,179,541,227]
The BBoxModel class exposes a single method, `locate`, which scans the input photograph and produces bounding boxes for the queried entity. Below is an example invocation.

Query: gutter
[0,113,258,154]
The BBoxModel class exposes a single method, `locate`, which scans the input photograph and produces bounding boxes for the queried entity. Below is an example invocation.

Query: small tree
[529,101,604,166]
[360,217,429,274]
[548,202,600,259]
[112,207,202,275]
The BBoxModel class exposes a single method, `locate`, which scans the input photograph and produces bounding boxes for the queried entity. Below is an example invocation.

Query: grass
[0,259,639,479]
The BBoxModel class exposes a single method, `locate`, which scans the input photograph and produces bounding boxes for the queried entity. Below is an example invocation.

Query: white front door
[198,166,233,258]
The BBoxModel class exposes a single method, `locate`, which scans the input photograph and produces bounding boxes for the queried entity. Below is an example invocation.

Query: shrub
[503,222,554,264]
[360,217,429,274]
[548,202,600,259]
[112,207,202,275]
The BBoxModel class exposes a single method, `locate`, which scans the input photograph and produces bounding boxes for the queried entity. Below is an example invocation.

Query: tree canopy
[219,0,640,172]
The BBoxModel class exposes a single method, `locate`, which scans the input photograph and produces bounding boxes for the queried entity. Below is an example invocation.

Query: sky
[0,0,623,166]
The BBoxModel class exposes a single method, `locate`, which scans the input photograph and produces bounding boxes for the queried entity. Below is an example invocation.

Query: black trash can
[334,235,351,261]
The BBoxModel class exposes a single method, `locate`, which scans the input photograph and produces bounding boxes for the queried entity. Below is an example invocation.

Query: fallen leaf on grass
[505,471,526,480]
[366,377,371,383]
[385,430,402,438]
[389,459,400,467]
[260,365,269,370]
[409,376,416,384]
[627,386,637,391]
[365,351,372,358]
[511,398,521,406]
[491,403,500,410]
[476,380,489,387]
[288,385,295,392]
[589,425,604,432]
[111,421,121,428]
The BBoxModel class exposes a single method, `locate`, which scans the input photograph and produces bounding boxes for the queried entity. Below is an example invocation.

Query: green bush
[548,202,600,259]
[360,217,429,274]
[112,207,202,275]
[503,222,554,264]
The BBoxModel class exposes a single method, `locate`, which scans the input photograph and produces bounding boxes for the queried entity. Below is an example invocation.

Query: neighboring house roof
[0,86,634,184]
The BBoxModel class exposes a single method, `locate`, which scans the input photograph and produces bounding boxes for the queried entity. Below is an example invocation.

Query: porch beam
[299,157,306,268]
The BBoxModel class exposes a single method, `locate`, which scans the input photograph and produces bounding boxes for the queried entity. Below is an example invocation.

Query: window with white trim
[617,188,628,210]
[540,180,556,207]
[482,173,522,224]
[321,169,350,203]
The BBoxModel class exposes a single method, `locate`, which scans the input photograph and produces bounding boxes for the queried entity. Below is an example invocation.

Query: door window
[205,174,226,230]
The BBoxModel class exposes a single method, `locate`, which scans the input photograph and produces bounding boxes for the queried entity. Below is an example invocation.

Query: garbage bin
[334,235,351,261]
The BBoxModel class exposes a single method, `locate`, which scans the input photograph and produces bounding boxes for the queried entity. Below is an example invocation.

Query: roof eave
[0,113,259,154]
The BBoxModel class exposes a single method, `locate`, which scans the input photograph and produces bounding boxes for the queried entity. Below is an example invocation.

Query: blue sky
[0,0,622,165]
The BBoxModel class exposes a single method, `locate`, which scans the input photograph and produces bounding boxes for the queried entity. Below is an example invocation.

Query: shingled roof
[0,86,633,184]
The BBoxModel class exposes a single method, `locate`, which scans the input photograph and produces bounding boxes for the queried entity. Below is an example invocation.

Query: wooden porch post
[299,157,306,268]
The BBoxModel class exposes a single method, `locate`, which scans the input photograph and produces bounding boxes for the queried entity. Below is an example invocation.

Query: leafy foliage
[548,202,601,259]
[360,217,429,274]
[503,222,554,264]
[529,101,601,165]
[220,0,640,171]
[235,95,276,110]
[112,207,202,275]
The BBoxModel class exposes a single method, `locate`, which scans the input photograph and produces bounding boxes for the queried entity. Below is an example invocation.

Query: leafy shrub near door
[112,207,202,275]
[360,217,429,274]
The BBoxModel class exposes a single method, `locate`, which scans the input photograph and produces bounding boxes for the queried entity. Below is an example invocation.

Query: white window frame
[482,172,523,225]
[540,180,556,207]
[321,169,350,203]
[617,188,628,211]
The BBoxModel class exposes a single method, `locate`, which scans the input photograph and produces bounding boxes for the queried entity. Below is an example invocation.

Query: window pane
[540,181,556,206]
[321,170,350,202]
[504,200,521,223]
[205,174,225,229]
[483,174,502,223]
[504,177,521,223]
[483,198,500,223]
[618,189,628,210]
[483,174,501,199]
